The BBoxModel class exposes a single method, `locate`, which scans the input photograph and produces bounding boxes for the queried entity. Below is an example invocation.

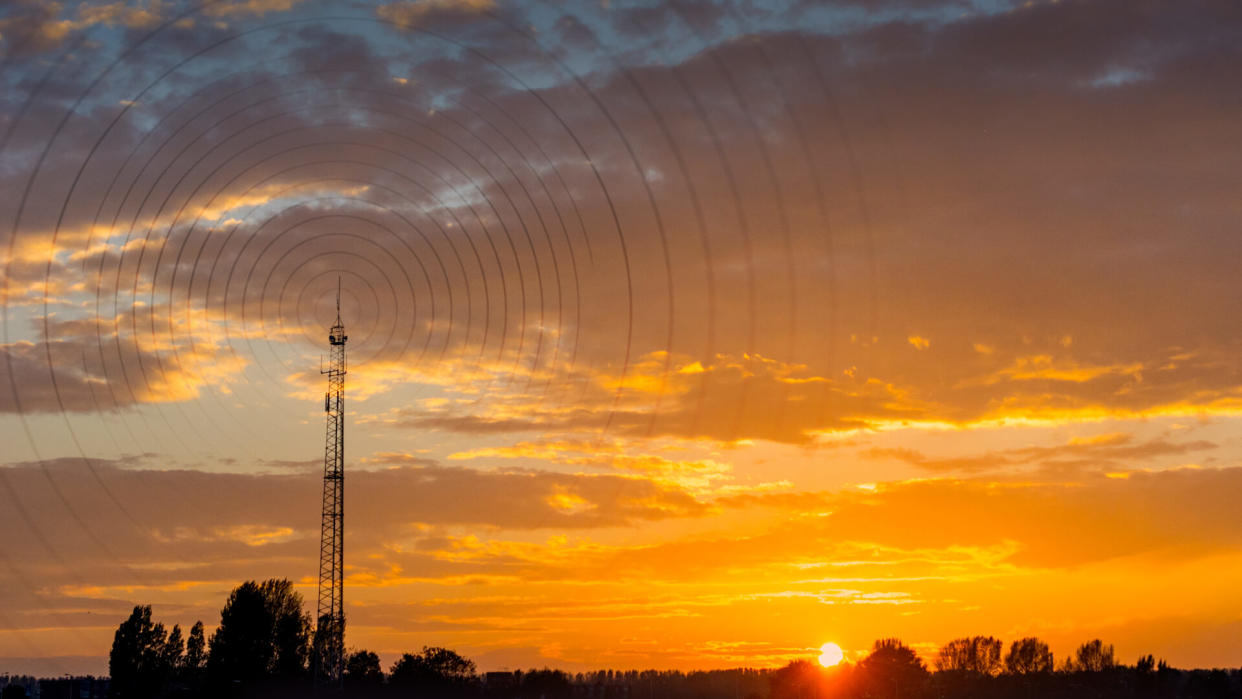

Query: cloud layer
[1,0,1241,677]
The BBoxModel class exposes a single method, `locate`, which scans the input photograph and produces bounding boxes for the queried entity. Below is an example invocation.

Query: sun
[818,642,844,668]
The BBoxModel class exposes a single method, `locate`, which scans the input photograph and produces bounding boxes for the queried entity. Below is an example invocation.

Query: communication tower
[315,281,347,688]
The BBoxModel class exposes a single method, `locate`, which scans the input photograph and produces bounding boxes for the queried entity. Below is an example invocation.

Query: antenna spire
[335,276,341,326]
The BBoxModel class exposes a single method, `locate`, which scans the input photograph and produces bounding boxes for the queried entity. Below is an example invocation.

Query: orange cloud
[377,0,495,29]
[985,354,1145,384]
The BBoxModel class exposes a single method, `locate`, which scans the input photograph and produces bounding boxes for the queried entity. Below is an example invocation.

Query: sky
[2,0,1242,678]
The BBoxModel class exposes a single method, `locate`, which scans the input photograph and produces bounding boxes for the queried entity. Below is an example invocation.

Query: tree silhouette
[97,589,1209,699]
[389,646,477,698]
[769,659,836,699]
[206,579,311,687]
[344,649,385,685]
[1064,639,1116,672]
[183,621,207,674]
[934,636,1001,675]
[858,639,928,699]
[162,625,184,677]
[109,605,177,698]
[1004,637,1053,675]
[521,669,573,699]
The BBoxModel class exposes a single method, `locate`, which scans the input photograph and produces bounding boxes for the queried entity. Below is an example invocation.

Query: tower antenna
[314,282,348,689]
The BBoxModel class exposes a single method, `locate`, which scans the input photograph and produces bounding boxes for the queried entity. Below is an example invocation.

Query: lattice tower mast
[316,280,347,688]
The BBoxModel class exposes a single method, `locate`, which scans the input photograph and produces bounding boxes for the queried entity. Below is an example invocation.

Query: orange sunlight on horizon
[819,644,845,668]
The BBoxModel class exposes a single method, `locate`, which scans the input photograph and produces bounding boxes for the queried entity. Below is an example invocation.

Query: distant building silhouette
[35,676,108,699]
[484,671,517,689]
[0,675,38,698]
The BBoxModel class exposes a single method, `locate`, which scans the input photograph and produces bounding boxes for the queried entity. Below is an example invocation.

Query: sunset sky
[2,0,1242,678]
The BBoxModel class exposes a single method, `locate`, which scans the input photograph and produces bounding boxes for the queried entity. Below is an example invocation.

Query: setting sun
[818,642,844,668]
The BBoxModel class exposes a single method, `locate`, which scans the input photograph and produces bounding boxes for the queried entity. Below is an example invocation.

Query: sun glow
[818,642,844,667]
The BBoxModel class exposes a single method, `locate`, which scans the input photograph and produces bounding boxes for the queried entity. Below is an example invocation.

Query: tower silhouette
[315,281,347,688]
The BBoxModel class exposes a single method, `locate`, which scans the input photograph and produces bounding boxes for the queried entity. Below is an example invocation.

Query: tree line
[770,637,1240,699]
[102,579,1242,699]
